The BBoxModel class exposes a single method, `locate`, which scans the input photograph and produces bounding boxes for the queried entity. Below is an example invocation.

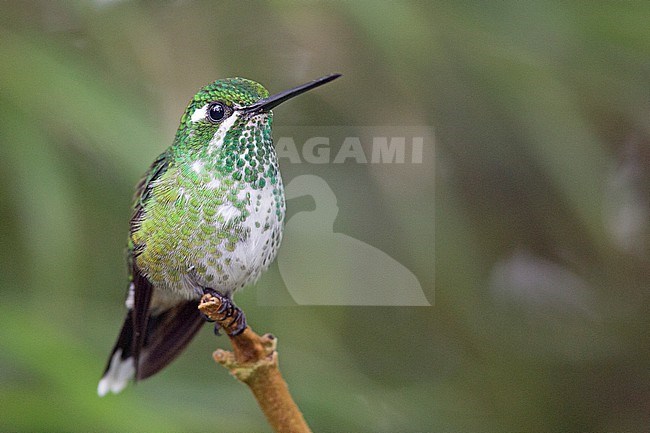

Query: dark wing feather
[130,262,153,380]
[137,301,205,380]
[100,310,134,376]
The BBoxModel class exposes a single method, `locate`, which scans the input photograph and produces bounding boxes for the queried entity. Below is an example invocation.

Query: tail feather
[97,301,205,396]
[97,312,136,396]
[138,301,204,380]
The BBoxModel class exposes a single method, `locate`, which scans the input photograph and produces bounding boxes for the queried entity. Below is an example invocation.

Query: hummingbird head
[172,74,340,186]
[176,74,341,149]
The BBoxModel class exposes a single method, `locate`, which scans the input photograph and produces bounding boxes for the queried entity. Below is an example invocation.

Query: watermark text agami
[276,134,427,164]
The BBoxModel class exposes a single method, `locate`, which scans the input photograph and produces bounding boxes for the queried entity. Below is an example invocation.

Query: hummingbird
[98,73,341,396]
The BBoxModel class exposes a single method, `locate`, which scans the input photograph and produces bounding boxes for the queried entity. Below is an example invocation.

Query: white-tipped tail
[97,349,135,397]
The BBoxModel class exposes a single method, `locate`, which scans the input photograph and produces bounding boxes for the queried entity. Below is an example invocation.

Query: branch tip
[199,295,311,433]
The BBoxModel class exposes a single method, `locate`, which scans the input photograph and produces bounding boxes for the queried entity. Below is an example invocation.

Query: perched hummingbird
[98,74,341,396]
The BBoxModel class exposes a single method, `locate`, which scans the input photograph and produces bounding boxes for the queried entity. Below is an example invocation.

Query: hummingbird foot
[216,295,247,336]
[200,288,247,336]
[198,289,217,323]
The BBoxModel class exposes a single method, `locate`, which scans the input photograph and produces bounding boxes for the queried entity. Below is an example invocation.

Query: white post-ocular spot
[190,104,208,123]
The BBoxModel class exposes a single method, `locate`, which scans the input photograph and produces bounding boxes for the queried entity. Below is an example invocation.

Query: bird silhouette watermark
[256,126,434,306]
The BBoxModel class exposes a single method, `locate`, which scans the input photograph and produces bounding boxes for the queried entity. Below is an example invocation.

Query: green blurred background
[1,1,649,432]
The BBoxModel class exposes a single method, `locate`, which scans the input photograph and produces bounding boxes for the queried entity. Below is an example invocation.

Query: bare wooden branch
[198,294,312,433]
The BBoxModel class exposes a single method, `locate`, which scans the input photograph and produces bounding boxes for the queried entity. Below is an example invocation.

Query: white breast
[194,179,285,295]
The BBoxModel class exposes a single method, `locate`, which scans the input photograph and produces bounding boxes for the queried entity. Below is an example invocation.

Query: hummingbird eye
[206,102,230,123]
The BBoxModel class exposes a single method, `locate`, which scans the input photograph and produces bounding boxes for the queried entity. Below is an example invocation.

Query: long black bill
[243,73,342,114]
